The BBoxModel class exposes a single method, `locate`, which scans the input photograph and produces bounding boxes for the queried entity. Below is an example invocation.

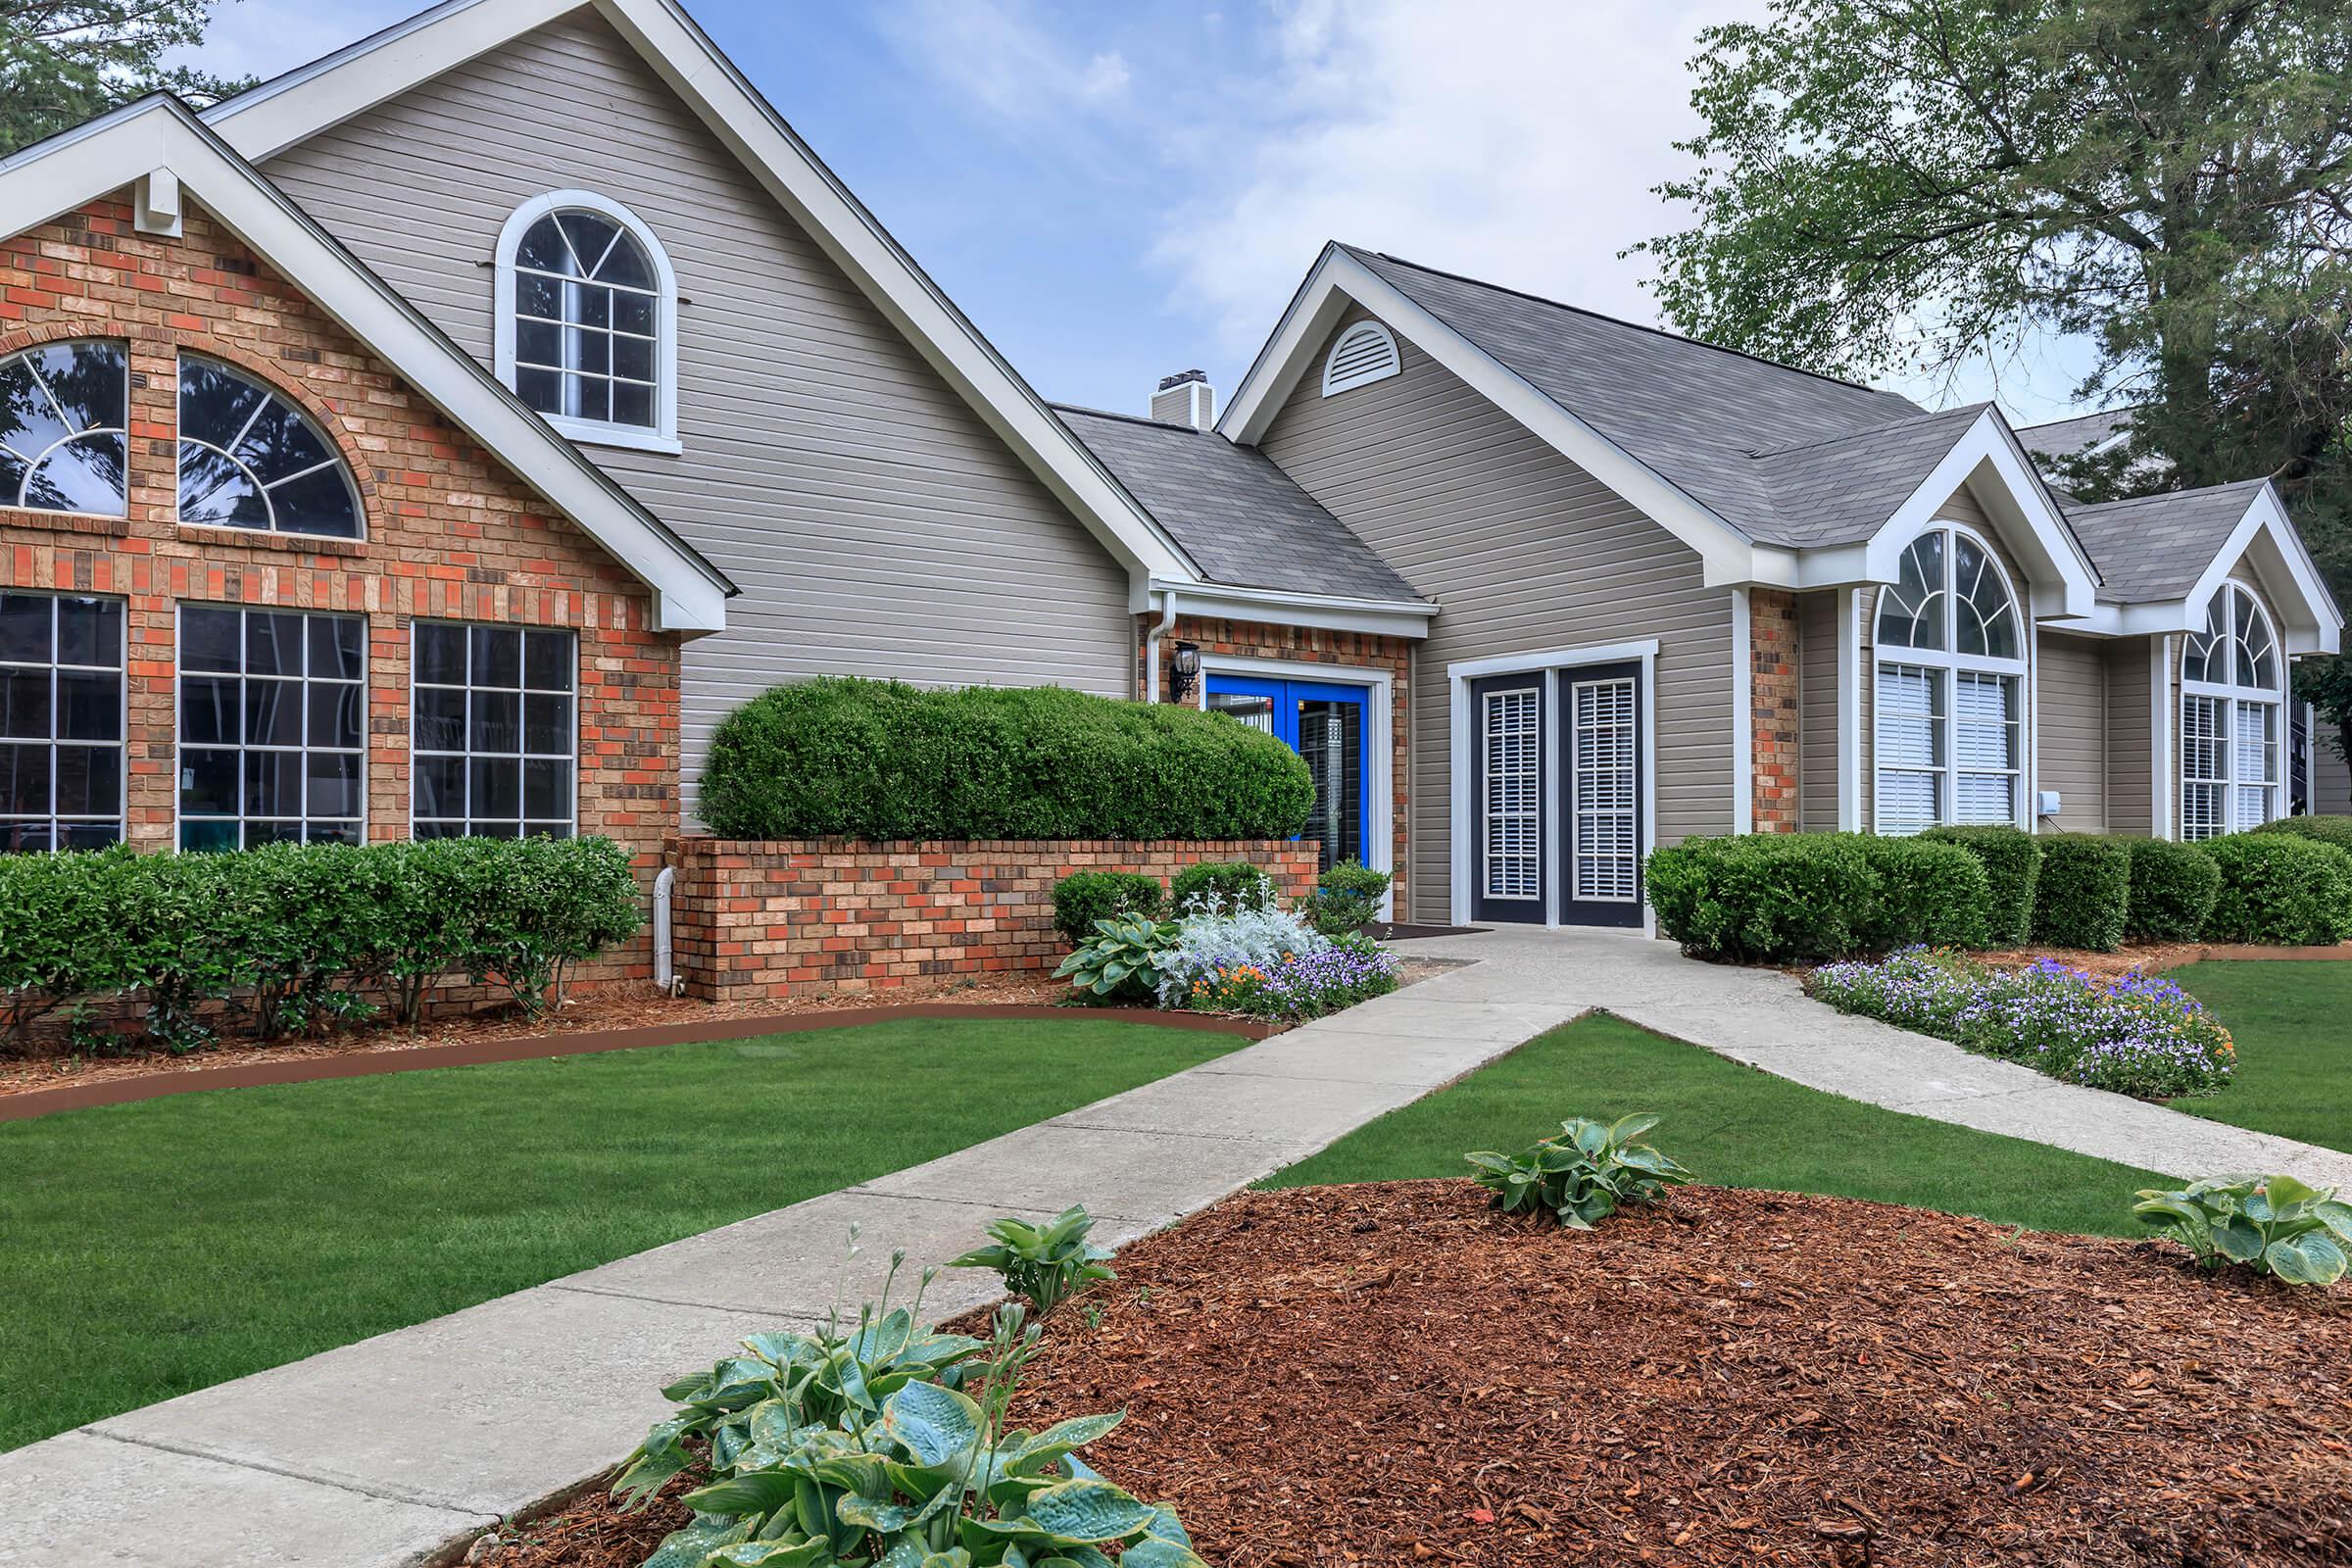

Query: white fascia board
[1152,580,1437,640]
[1856,409,2098,618]
[2044,486,2343,655]
[1219,248,1764,588]
[2,99,732,631]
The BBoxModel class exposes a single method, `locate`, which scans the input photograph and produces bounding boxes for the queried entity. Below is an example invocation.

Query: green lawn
[0,1017,1237,1451]
[2167,960,2352,1154]
[1266,1014,2173,1235]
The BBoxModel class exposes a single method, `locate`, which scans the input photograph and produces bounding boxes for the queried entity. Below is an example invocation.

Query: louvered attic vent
[1321,320,1401,396]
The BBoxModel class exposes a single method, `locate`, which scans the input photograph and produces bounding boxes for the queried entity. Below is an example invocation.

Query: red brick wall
[0,194,679,980]
[668,837,1322,1001]
[1750,588,1800,832]
[1136,613,1412,910]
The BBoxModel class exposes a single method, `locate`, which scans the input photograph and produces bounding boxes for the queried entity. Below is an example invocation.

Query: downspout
[653,864,678,996]
[1144,590,1177,703]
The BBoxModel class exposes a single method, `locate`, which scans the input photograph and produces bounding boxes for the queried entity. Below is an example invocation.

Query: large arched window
[176,356,362,538]
[2180,582,2282,839]
[494,191,678,454]
[1874,525,2026,834]
[0,339,128,518]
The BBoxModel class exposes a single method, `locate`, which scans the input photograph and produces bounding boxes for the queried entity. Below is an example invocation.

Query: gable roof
[0,93,735,630]
[1054,406,1425,604]
[199,0,1201,589]
[1746,404,1993,548]
[2066,479,2276,604]
[2017,408,2134,466]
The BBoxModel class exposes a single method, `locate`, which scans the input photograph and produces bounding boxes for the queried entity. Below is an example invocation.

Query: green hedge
[0,837,640,1054]
[2124,838,2222,942]
[1050,871,1165,947]
[2029,835,2132,952]
[1920,825,2041,946]
[2252,814,2352,853]
[1167,858,1278,914]
[2196,833,2352,946]
[1645,832,1987,963]
[700,677,1314,842]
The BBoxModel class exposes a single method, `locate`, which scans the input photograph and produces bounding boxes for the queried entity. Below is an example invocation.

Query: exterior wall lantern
[1169,641,1202,705]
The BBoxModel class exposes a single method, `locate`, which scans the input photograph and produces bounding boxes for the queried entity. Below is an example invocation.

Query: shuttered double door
[1469,661,1643,927]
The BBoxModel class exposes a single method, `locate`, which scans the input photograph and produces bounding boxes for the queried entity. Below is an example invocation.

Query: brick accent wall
[0,194,680,981]
[667,837,1322,1001]
[1750,588,1800,832]
[1136,613,1412,909]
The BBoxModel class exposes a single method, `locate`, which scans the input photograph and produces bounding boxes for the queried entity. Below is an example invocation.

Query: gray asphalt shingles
[2065,480,2269,603]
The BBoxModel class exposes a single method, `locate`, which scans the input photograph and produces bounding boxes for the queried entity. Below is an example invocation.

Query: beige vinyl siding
[261,10,1133,814]
[1258,310,1734,922]
[1798,589,1843,831]
[2316,737,2352,815]
[2035,631,2106,831]
[2104,637,2155,835]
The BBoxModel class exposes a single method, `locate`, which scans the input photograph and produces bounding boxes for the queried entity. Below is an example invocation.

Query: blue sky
[192,0,2104,425]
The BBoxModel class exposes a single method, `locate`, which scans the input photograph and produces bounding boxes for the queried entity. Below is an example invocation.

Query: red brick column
[1750,588,1801,832]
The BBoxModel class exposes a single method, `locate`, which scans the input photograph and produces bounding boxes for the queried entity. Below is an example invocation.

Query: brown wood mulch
[471,1179,2349,1568]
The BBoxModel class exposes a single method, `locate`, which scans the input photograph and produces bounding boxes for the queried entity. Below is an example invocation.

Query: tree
[1,1,252,156]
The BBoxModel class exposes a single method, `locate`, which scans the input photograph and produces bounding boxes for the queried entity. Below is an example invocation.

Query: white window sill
[545,415,683,456]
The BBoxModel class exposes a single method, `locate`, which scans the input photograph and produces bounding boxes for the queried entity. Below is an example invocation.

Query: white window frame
[408,620,580,841]
[1320,319,1400,397]
[175,352,366,542]
[0,591,127,850]
[493,189,681,456]
[1871,522,2030,834]
[2180,582,2284,839]
[0,339,131,521]
[173,603,368,850]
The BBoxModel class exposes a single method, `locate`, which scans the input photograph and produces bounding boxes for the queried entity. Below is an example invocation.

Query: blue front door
[1204,674,1370,872]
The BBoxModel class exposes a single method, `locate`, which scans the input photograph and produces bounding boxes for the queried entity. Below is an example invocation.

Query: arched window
[494,191,678,453]
[1874,526,2026,834]
[2180,582,2281,839]
[176,356,362,538]
[1321,319,1400,397]
[0,339,128,518]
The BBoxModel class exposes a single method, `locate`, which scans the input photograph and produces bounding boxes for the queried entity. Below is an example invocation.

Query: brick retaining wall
[667,838,1321,1001]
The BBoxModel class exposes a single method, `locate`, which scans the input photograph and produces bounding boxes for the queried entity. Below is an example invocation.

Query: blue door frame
[1204,673,1372,871]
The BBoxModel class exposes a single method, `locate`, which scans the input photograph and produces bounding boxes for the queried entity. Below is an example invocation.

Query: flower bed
[1806,948,2234,1099]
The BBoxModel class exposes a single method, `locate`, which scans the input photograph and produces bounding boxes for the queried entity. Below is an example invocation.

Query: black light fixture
[1168,641,1202,704]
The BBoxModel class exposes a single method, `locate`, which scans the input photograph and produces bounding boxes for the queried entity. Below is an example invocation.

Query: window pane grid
[0,592,124,851]
[1873,528,2023,836]
[1482,687,1540,901]
[2181,586,2282,838]
[509,208,661,432]
[177,606,366,850]
[411,622,576,840]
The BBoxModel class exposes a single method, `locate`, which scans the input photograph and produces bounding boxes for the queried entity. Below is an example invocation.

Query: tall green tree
[1,1,251,156]
[1639,0,2352,772]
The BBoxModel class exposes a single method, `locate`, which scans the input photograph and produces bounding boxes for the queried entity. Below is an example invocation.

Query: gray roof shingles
[1054,405,1426,603]
[1747,404,1991,547]
[2064,480,2269,603]
[2016,408,2134,464]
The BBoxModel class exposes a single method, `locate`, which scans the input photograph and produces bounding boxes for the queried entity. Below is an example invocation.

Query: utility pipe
[1143,590,1177,703]
[653,864,678,995]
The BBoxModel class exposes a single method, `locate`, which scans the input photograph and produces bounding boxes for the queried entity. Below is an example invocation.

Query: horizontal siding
[1260,309,1732,921]
[2317,738,2352,815]
[2036,631,2106,831]
[2105,637,2155,835]
[1798,589,1842,831]
[260,10,1132,815]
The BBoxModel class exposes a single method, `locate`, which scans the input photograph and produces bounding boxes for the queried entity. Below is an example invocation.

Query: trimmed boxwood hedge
[1920,825,2041,946]
[1645,832,1987,963]
[2196,832,2352,946]
[2252,814,2352,853]
[2029,834,2132,952]
[699,677,1314,842]
[2123,838,2222,942]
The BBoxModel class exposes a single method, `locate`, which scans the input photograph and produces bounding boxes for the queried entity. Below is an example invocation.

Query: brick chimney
[1151,368,1214,430]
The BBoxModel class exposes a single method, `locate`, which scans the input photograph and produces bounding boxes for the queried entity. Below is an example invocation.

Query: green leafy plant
[950,1205,1115,1316]
[2196,833,2352,946]
[1853,836,1990,953]
[1300,859,1391,938]
[460,835,644,1017]
[1644,832,1986,963]
[2253,814,2352,853]
[2132,1174,2352,1286]
[1052,913,1179,1001]
[2123,837,2222,943]
[1466,1113,1693,1229]
[2030,834,2132,953]
[1050,872,1164,949]
[1920,824,2041,946]
[1165,859,1276,915]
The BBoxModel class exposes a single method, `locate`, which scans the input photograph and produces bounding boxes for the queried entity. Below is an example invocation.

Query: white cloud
[887,0,1135,121]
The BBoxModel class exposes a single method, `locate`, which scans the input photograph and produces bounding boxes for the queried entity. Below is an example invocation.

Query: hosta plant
[950,1205,1114,1316]
[1467,1113,1692,1229]
[618,1303,1207,1568]
[2132,1174,2352,1286]
[1052,914,1179,1001]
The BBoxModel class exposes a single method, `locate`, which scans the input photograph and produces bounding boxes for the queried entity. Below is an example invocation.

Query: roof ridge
[2017,404,2139,434]
[1051,402,1202,433]
[1744,402,1987,461]
[1346,244,1919,407]
[2069,477,2269,512]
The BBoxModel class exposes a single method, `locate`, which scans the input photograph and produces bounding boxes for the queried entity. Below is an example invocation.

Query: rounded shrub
[1167,858,1278,914]
[1644,833,1878,962]
[1920,824,2041,946]
[2123,837,2222,943]
[2197,833,2352,946]
[2252,814,2352,853]
[698,677,1314,843]
[2030,835,2132,952]
[1050,870,1164,948]
[1855,836,1990,952]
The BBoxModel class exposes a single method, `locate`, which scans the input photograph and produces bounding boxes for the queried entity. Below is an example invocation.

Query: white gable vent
[1321,319,1400,397]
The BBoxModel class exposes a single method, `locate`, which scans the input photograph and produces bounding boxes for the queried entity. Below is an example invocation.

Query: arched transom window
[495,191,678,452]
[1873,526,2026,834]
[0,339,128,518]
[2180,582,2281,840]
[176,356,362,538]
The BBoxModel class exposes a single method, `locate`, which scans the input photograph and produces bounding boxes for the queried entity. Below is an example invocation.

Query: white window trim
[494,189,682,456]
[175,352,367,542]
[1320,319,1400,397]
[408,619,582,840]
[0,591,128,850]
[1869,521,2032,834]
[2179,583,2285,838]
[172,602,369,851]
[0,338,132,522]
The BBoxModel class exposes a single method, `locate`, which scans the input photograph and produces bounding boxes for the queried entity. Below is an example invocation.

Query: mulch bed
[472,1180,2349,1568]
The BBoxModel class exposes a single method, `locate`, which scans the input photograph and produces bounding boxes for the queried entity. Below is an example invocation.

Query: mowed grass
[1265,1014,2173,1235]
[2167,960,2352,1154]
[0,1017,1238,1451]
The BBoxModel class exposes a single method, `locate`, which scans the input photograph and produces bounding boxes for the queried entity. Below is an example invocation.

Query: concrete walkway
[5,927,2344,1567]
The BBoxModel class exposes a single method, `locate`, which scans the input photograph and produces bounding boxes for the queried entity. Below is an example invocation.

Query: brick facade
[1749,588,1800,832]
[0,194,680,980]
[1136,613,1412,910]
[666,836,1321,1001]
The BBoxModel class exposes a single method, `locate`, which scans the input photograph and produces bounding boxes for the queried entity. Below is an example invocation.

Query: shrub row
[0,837,642,1054]
[1644,833,1988,963]
[1051,859,1388,947]
[700,676,1314,842]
